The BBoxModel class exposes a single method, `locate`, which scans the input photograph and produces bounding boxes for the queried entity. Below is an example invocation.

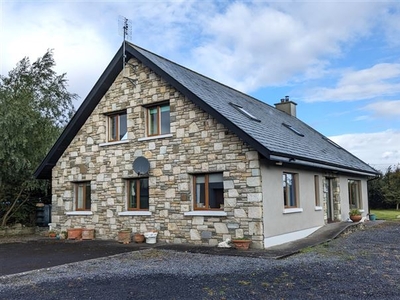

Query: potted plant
[144,231,158,244]
[60,231,68,239]
[67,228,83,240]
[48,230,57,238]
[118,229,131,244]
[231,237,252,250]
[134,232,145,243]
[349,209,362,222]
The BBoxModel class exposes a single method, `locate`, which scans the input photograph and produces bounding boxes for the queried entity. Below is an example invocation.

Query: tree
[0,50,76,226]
[381,165,400,210]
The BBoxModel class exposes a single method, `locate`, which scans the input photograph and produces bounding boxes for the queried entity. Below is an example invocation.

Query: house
[34,43,379,249]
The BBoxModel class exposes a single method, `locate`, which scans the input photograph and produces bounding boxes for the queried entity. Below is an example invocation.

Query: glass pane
[148,108,158,135]
[160,106,170,134]
[77,185,84,209]
[196,175,205,208]
[109,115,117,141]
[85,182,91,209]
[119,113,127,140]
[209,173,223,183]
[129,180,137,209]
[139,178,149,209]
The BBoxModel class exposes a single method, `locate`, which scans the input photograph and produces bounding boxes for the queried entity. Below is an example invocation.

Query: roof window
[323,137,342,149]
[229,102,261,122]
[282,123,304,137]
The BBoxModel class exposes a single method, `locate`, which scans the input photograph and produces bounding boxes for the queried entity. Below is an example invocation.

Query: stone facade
[51,58,264,248]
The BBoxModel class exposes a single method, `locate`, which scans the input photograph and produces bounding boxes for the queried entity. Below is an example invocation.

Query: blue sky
[1,0,399,172]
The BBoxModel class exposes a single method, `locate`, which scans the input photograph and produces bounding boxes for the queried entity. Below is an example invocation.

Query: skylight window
[323,137,342,149]
[282,123,304,137]
[229,102,261,122]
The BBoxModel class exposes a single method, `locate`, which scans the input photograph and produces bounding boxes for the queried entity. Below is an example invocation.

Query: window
[282,123,304,137]
[75,182,91,211]
[194,173,224,210]
[148,103,170,136]
[128,178,149,210]
[229,102,261,122]
[348,180,362,209]
[283,173,298,208]
[108,112,127,142]
[314,175,321,207]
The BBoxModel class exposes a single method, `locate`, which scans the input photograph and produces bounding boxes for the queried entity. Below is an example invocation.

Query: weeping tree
[0,50,76,227]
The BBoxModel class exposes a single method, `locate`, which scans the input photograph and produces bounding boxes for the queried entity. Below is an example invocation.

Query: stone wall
[51,58,264,248]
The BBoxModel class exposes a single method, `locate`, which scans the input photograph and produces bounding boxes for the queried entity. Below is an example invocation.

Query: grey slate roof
[34,43,379,179]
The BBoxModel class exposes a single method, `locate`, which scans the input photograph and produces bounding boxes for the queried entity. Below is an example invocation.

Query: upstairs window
[283,173,298,208]
[128,178,149,210]
[108,111,127,142]
[194,173,224,210]
[75,182,91,211]
[148,103,170,136]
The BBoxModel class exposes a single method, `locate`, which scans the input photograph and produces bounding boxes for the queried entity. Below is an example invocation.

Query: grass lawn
[370,209,400,221]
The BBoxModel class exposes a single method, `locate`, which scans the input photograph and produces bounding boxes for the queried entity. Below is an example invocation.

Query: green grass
[370,209,400,221]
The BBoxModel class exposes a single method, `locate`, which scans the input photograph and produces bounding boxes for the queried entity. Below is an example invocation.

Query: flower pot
[232,239,251,250]
[144,232,158,244]
[369,214,376,221]
[350,215,362,222]
[67,228,83,240]
[48,232,57,238]
[134,233,145,243]
[82,228,95,240]
[118,230,131,244]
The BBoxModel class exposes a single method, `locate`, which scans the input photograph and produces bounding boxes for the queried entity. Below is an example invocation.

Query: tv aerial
[118,15,132,68]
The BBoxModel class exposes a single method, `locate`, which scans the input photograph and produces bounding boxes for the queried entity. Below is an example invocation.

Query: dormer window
[108,111,127,142]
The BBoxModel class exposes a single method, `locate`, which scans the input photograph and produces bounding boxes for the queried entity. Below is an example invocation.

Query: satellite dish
[132,156,150,175]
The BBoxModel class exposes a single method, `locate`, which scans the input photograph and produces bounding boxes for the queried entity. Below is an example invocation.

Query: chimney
[274,95,297,117]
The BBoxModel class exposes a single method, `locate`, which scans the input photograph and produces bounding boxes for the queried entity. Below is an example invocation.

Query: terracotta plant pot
[67,228,83,240]
[118,230,131,244]
[82,228,95,240]
[232,239,251,250]
[134,233,145,243]
[350,215,362,222]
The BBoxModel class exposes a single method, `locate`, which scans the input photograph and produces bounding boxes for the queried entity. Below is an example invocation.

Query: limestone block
[165,188,176,198]
[237,163,246,171]
[247,177,261,187]
[160,210,169,218]
[214,223,229,234]
[249,222,263,235]
[234,209,247,218]
[248,193,263,202]
[209,239,219,246]
[201,231,212,239]
[235,229,244,238]
[106,209,114,217]
[192,216,204,225]
[180,204,189,212]
[248,206,262,219]
[225,198,237,207]
[224,180,234,189]
[245,151,258,160]
[214,143,223,151]
[190,229,201,240]
[168,223,178,231]
[228,189,239,197]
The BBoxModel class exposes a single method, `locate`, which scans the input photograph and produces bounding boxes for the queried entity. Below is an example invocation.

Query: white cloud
[364,100,400,118]
[190,2,382,92]
[330,129,400,172]
[306,64,400,102]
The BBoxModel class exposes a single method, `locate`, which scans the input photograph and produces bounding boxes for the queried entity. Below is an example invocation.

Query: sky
[1,0,399,172]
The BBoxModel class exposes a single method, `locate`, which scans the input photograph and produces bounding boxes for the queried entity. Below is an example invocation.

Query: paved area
[0,220,381,276]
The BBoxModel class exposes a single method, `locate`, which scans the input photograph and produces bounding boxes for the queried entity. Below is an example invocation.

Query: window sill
[118,211,152,216]
[138,134,173,141]
[314,206,323,211]
[66,211,93,216]
[184,211,227,217]
[99,140,129,147]
[283,208,303,214]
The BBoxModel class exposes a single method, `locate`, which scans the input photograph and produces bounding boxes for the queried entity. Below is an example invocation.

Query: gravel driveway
[0,221,399,299]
